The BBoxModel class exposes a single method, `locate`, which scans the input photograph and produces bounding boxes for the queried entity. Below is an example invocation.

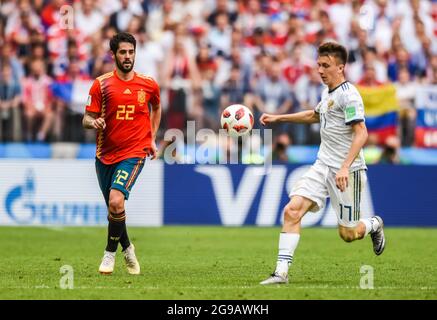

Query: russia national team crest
[138,89,146,105]
[327,100,334,110]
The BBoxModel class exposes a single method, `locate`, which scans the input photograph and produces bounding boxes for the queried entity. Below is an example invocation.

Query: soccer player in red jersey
[82,32,161,275]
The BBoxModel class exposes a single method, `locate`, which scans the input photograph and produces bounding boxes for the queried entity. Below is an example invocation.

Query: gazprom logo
[4,169,107,225]
[5,170,36,224]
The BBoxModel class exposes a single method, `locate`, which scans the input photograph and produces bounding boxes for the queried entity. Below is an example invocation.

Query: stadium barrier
[0,160,436,226]
[1,143,437,164]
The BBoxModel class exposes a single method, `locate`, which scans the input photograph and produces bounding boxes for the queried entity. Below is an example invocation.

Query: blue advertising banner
[1,160,435,226]
[164,164,437,227]
[366,165,437,226]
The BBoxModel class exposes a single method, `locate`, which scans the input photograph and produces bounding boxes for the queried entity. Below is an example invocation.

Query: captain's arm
[150,103,161,140]
[82,111,105,130]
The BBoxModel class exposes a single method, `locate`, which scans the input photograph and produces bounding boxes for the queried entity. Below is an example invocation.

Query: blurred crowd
[0,0,437,162]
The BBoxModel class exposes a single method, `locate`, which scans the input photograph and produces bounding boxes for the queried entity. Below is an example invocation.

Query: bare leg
[338,216,386,255]
[282,195,316,234]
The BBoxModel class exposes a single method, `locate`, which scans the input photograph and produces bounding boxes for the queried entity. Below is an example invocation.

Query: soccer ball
[220,104,254,137]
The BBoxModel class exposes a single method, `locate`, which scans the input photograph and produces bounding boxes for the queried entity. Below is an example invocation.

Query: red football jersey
[85,70,160,164]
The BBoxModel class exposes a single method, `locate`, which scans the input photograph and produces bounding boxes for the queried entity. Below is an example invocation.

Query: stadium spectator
[366,0,394,56]
[328,0,352,46]
[46,25,88,77]
[388,47,419,82]
[87,39,111,78]
[40,0,65,29]
[208,12,233,57]
[146,0,178,42]
[201,68,221,130]
[0,42,25,82]
[207,0,238,27]
[22,59,54,142]
[0,63,22,142]
[163,36,201,131]
[253,60,292,114]
[348,47,387,84]
[248,51,271,91]
[282,43,313,86]
[108,0,143,33]
[171,0,206,27]
[74,0,106,38]
[221,64,248,110]
[6,7,44,59]
[52,59,91,141]
[398,0,434,55]
[134,29,164,82]
[358,63,384,87]
[347,24,370,66]
[294,66,323,145]
[196,44,218,78]
[379,135,401,164]
[395,66,417,146]
[272,132,291,163]
[0,0,435,151]
[409,18,435,76]
[236,0,270,38]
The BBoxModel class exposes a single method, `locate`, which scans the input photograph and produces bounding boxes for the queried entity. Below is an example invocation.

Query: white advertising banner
[0,160,163,226]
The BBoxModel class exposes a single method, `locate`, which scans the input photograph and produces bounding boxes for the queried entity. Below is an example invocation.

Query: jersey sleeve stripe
[358,171,362,219]
[97,71,114,82]
[136,73,154,81]
[345,119,364,125]
[96,79,108,159]
[352,171,355,221]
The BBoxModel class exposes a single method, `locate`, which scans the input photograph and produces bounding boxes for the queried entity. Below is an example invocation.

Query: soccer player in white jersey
[259,42,386,285]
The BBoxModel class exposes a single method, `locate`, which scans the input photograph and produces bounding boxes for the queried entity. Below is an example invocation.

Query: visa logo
[195,165,374,227]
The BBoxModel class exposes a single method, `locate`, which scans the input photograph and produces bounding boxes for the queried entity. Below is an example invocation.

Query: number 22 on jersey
[116,105,135,120]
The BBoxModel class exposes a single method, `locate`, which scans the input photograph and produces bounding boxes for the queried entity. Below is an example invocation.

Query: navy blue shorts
[95,157,145,206]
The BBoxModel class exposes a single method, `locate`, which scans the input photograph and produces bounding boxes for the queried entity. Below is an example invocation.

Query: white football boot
[371,216,386,255]
[123,243,141,275]
[260,272,289,285]
[99,251,116,274]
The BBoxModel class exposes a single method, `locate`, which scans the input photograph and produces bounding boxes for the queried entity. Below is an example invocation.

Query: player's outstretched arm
[82,111,106,130]
[260,110,320,126]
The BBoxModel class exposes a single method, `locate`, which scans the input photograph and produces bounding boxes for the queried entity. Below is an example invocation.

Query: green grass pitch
[1,226,436,299]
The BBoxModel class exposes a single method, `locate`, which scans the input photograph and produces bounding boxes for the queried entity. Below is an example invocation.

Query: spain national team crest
[138,89,146,105]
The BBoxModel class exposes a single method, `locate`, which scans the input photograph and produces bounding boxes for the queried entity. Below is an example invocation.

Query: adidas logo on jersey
[123,88,132,94]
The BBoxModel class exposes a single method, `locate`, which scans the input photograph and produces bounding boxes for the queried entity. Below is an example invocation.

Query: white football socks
[275,232,300,275]
[360,217,380,236]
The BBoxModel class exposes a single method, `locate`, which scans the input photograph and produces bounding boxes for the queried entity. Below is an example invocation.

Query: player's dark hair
[318,42,348,66]
[109,32,136,54]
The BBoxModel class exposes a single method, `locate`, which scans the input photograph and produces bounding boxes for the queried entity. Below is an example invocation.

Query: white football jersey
[314,81,367,172]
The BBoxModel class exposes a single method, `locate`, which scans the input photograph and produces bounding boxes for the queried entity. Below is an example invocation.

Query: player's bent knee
[109,191,125,213]
[283,204,304,224]
[109,200,124,214]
